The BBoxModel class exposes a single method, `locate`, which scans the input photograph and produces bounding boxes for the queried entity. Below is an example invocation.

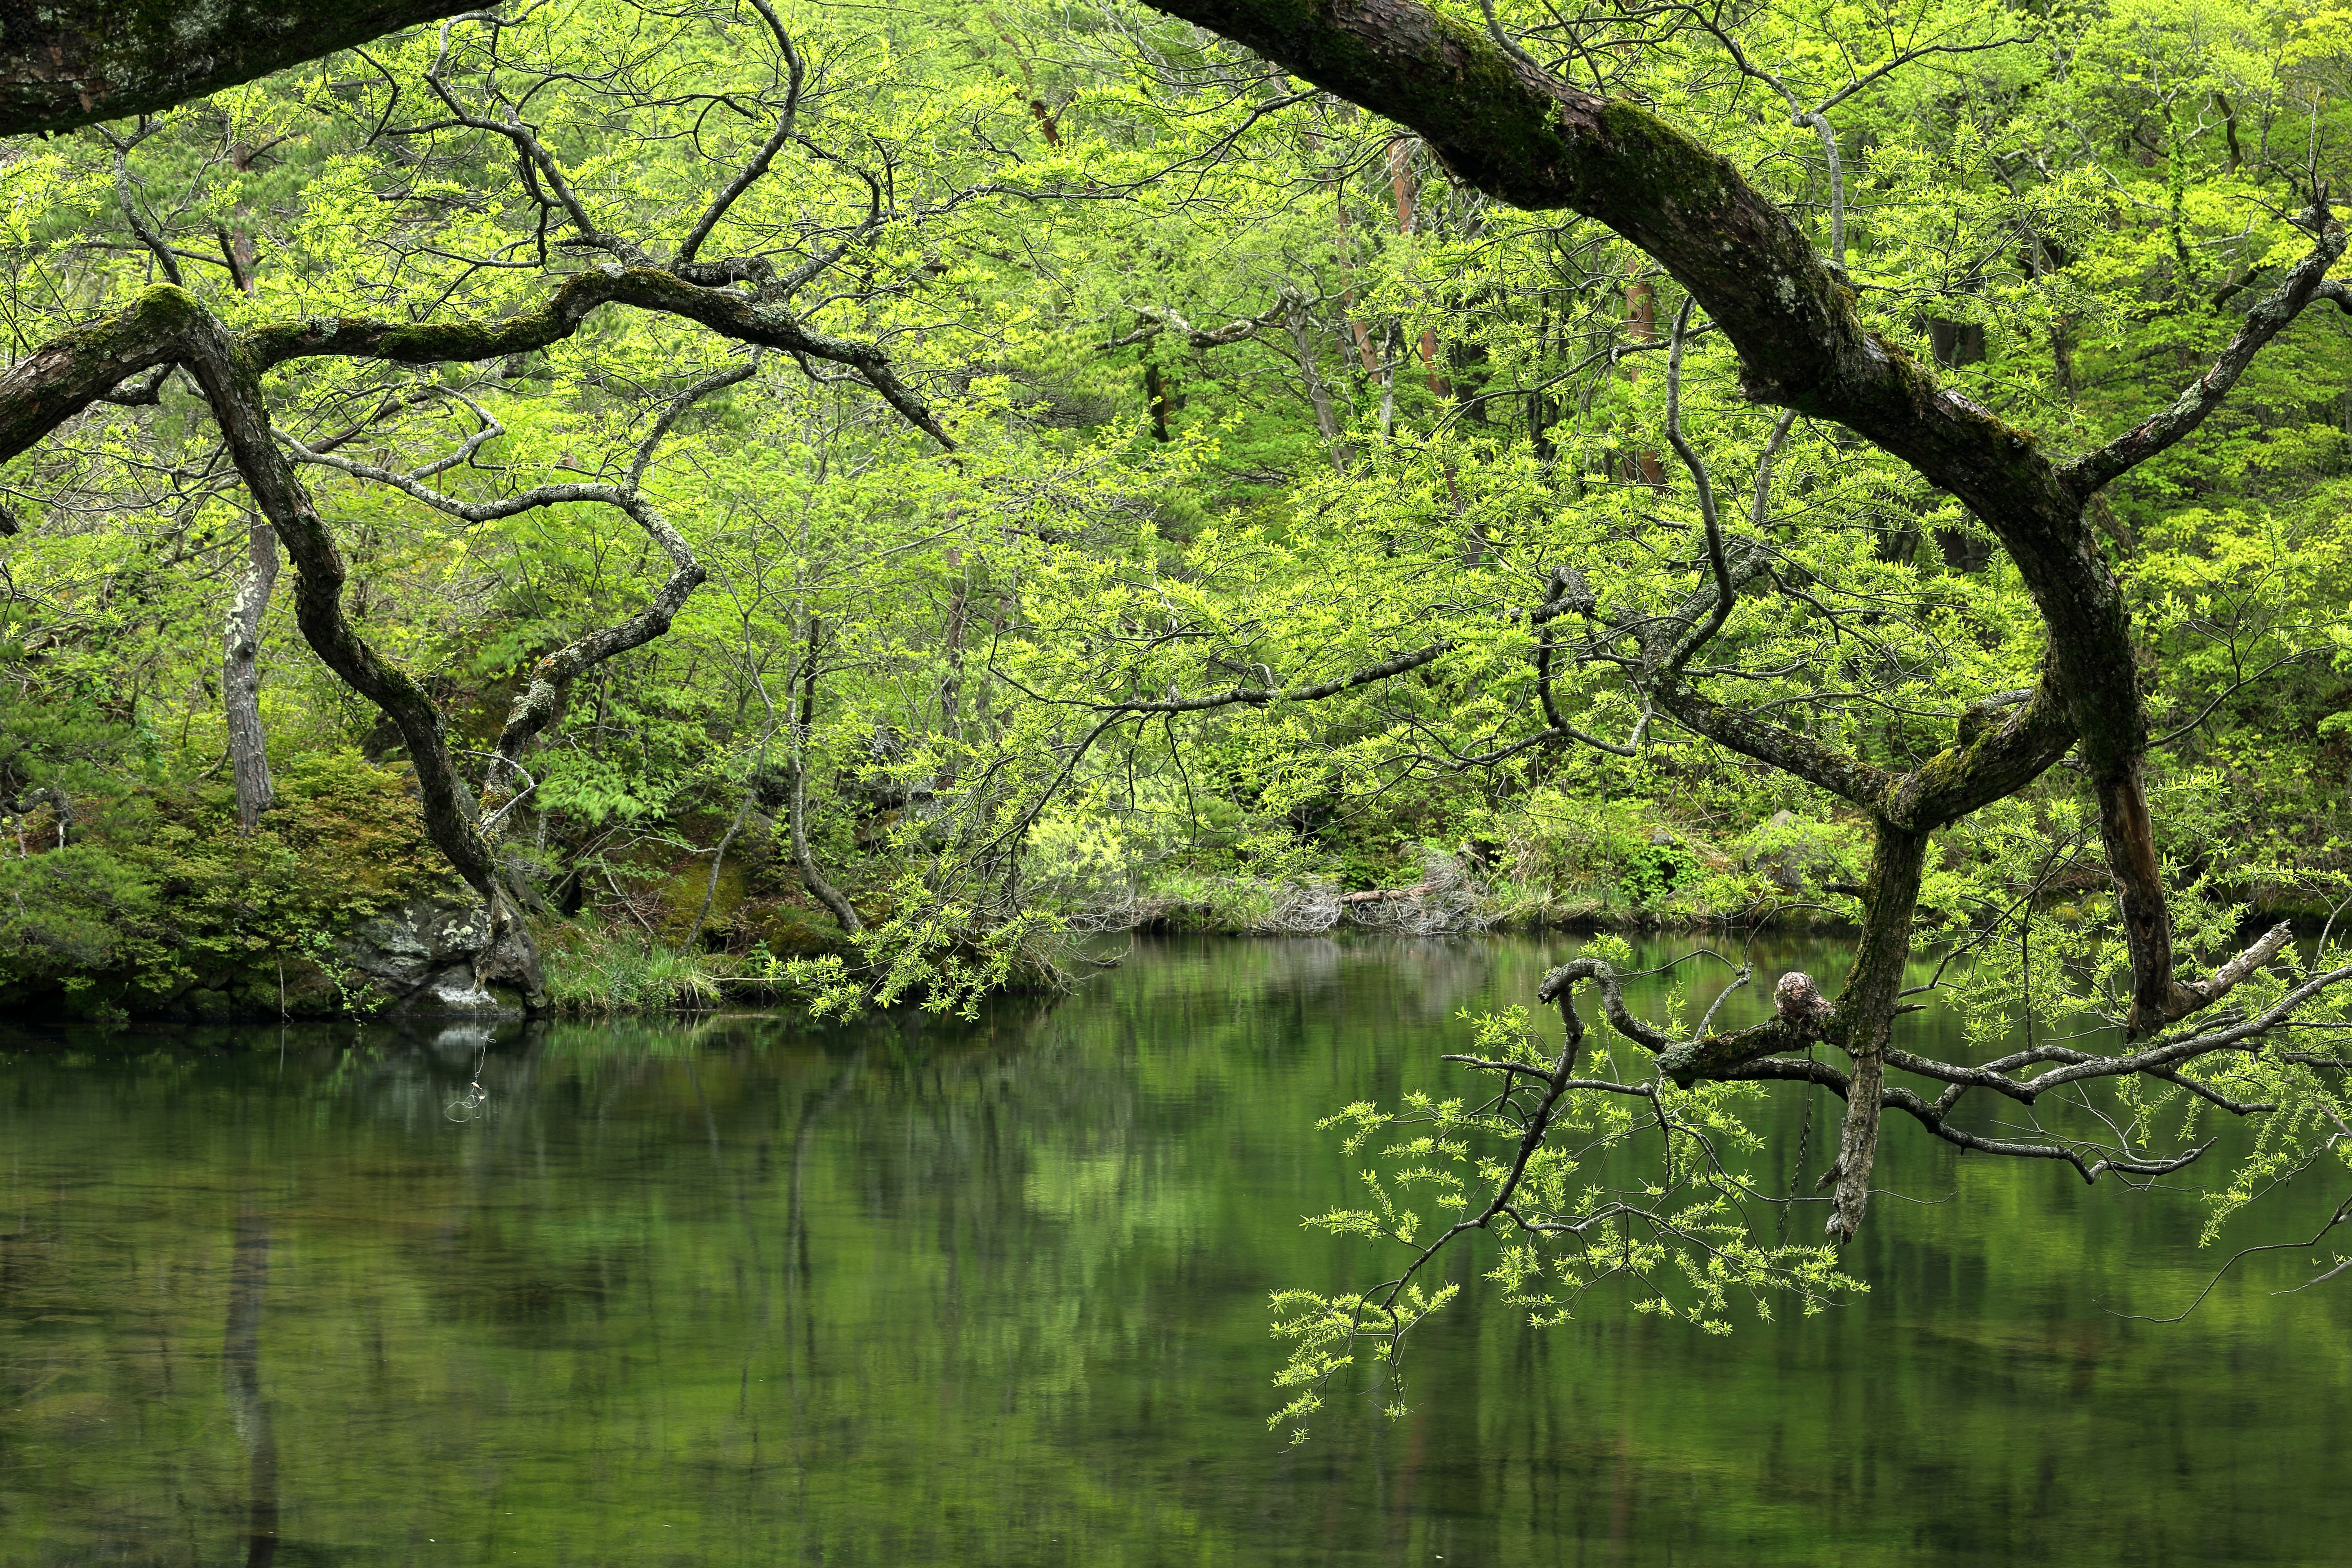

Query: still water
[2,935,2347,1566]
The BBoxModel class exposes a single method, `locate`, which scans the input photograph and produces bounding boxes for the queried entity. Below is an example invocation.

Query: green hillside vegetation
[1,0,2345,1022]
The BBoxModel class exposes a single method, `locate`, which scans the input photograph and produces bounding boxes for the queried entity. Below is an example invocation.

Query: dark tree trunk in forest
[786,620,863,938]
[1621,278,1665,486]
[1143,363,1175,441]
[224,518,279,835]
[938,548,969,782]
[0,0,476,137]
[1824,823,1930,1241]
[1926,317,1986,368]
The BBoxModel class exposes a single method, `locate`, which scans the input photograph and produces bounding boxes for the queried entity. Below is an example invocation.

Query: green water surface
[2,935,2346,1565]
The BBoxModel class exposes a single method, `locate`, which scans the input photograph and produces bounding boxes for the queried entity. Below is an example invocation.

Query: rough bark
[224,516,279,834]
[0,0,474,138]
[1823,821,1931,1241]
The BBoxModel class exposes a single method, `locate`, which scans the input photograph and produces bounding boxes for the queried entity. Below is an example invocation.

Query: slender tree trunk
[1306,92,1380,374]
[1333,196,1380,372]
[1143,362,1176,442]
[1825,821,1931,1242]
[1284,291,1350,474]
[223,517,278,834]
[1378,321,1401,439]
[2096,760,2192,1032]
[787,618,862,937]
[939,548,967,739]
[1622,278,1665,487]
[1387,137,1451,397]
[934,548,970,793]
[682,794,752,952]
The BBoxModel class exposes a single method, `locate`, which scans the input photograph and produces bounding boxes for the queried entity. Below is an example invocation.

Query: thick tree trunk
[1135,0,2340,1091]
[179,327,501,904]
[223,518,278,835]
[1824,822,1931,1242]
[0,0,475,138]
[2097,761,2192,1033]
[172,304,543,1003]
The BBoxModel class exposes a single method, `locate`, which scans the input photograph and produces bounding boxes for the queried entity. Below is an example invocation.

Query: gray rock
[341,897,547,1017]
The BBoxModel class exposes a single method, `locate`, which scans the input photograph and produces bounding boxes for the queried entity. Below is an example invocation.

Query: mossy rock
[224,956,344,1017]
[740,900,855,957]
[654,861,748,943]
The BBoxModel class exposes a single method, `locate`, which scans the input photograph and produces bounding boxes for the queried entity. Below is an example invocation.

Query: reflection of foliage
[10,938,2350,1565]
[785,871,1074,1021]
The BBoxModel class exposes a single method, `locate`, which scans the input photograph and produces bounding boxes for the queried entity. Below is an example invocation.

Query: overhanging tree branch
[0,0,479,138]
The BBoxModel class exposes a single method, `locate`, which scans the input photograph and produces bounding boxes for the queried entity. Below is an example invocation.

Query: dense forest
[1,0,2349,1382]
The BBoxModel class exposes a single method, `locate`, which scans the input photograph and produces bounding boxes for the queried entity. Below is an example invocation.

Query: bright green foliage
[0,0,2349,1431]
[1269,976,1863,1441]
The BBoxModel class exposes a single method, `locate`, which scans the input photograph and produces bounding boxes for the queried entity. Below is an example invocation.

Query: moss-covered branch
[0,0,475,138]
[1144,0,2340,1100]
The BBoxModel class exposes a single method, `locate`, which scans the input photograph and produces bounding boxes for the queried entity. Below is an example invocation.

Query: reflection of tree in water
[223,1203,276,1568]
[8,938,2348,1565]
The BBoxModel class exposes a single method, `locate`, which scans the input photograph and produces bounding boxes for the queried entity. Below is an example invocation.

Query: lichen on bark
[0,0,477,138]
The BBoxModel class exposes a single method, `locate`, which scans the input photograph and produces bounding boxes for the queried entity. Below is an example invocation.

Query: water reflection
[0,935,2346,1566]
[224,1203,276,1568]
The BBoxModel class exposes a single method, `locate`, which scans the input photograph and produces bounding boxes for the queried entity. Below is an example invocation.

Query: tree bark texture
[1824,821,1931,1241]
[0,0,474,137]
[224,516,279,834]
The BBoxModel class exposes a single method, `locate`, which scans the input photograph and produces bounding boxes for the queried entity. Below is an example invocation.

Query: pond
[2,935,2347,1565]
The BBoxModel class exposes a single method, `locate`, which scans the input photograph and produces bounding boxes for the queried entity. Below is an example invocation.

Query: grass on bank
[539,923,765,1015]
